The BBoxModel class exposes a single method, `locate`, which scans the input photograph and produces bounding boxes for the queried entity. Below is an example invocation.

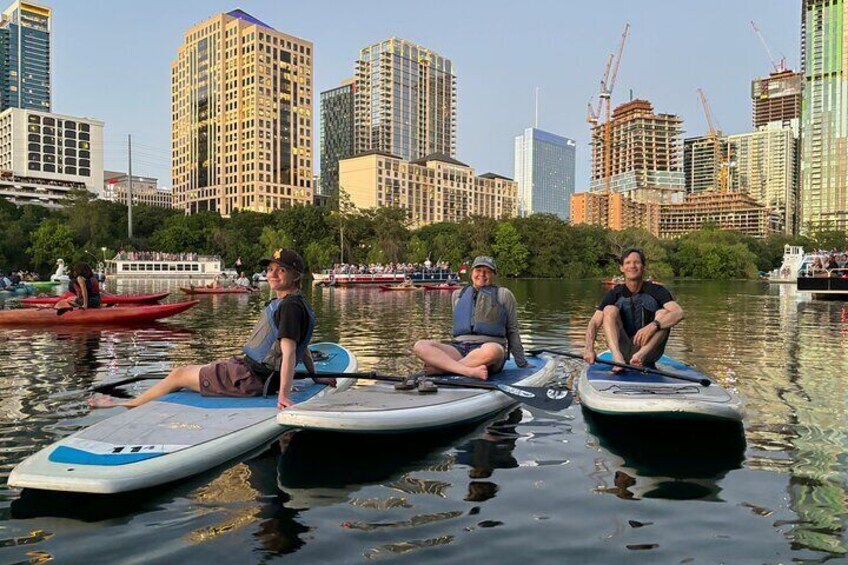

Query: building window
[43,164,55,172]
[79,168,90,176]
[28,162,39,171]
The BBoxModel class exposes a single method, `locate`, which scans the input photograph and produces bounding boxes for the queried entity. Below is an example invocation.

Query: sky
[49,0,800,190]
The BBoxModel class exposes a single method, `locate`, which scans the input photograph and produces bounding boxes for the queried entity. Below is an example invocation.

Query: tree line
[1,189,842,280]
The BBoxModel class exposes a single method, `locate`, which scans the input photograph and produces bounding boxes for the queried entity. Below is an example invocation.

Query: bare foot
[87,395,124,409]
[466,365,488,380]
[611,354,627,373]
[630,353,644,367]
[312,377,337,387]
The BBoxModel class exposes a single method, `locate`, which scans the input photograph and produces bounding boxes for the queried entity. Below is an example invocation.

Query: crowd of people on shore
[115,251,206,262]
[0,270,42,287]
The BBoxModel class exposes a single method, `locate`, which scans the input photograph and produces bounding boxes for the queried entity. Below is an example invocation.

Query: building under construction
[751,69,801,132]
[659,192,779,239]
[683,135,729,194]
[588,99,684,204]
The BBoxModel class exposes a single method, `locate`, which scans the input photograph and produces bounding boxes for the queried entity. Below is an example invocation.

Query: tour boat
[312,269,458,287]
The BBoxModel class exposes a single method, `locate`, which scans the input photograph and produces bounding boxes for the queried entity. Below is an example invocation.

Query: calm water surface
[0,279,846,563]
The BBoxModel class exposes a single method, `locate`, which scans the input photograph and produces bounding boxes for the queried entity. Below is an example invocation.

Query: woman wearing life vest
[89,249,331,410]
[55,263,102,314]
[410,256,529,388]
[583,248,685,370]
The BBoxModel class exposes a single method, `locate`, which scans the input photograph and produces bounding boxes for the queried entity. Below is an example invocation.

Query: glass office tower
[514,128,575,220]
[0,0,51,111]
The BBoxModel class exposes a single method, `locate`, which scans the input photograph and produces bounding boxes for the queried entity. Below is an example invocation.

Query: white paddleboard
[578,351,743,422]
[277,354,555,433]
[8,343,357,493]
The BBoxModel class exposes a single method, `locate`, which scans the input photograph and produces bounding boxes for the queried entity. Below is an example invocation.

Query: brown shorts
[199,356,266,397]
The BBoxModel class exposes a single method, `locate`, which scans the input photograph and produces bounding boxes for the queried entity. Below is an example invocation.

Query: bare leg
[630,329,669,367]
[602,306,628,372]
[412,340,488,380]
[89,365,204,409]
[457,343,505,373]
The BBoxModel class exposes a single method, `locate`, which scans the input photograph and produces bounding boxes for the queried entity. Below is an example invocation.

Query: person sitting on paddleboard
[411,256,529,384]
[583,248,684,370]
[89,249,334,411]
[55,263,102,313]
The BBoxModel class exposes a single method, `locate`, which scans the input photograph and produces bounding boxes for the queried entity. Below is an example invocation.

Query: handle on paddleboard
[529,348,712,387]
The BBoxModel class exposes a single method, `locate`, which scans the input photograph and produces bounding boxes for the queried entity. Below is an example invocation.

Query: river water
[0,279,845,563]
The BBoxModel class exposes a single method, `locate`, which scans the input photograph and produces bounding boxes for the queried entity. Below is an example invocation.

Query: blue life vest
[452,285,507,338]
[242,292,315,375]
[615,289,662,338]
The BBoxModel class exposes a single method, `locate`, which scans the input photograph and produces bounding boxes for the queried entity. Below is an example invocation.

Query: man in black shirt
[583,248,684,369]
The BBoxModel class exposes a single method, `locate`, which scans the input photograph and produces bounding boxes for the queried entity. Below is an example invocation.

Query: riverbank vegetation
[1,190,840,280]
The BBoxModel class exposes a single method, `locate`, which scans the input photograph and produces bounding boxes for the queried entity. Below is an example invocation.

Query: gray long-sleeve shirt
[451,286,528,367]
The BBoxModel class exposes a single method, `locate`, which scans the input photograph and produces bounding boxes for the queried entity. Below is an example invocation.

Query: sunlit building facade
[354,38,456,161]
[0,0,50,112]
[172,9,314,216]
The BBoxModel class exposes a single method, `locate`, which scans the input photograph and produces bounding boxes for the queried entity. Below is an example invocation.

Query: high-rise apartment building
[752,69,801,133]
[354,38,456,161]
[0,0,50,112]
[338,151,515,226]
[172,9,314,216]
[800,0,848,230]
[683,135,729,194]
[513,128,576,220]
[729,125,798,234]
[320,79,355,197]
[588,99,684,204]
[659,192,778,239]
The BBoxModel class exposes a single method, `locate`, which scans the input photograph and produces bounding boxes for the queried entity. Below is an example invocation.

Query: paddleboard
[277,353,555,433]
[577,351,743,422]
[8,342,358,493]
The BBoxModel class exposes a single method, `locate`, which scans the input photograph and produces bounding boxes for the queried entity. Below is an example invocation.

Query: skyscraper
[0,0,50,112]
[752,70,801,133]
[513,128,575,220]
[320,79,355,197]
[800,0,848,230]
[354,38,456,161]
[172,9,314,216]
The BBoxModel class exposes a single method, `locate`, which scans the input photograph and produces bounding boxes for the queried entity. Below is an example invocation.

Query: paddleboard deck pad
[277,354,556,433]
[578,352,743,422]
[8,343,357,493]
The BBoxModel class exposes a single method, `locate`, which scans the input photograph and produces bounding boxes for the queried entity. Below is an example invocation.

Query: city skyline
[45,0,798,191]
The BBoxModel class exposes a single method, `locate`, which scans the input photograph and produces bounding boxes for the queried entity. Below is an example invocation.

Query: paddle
[528,348,711,387]
[311,371,573,412]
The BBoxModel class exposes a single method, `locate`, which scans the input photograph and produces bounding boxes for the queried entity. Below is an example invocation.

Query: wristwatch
[652,320,662,330]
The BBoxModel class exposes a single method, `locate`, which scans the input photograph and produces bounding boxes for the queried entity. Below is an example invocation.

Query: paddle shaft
[530,348,711,387]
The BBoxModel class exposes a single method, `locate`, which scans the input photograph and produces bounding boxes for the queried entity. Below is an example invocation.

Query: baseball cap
[259,248,306,273]
[471,256,497,272]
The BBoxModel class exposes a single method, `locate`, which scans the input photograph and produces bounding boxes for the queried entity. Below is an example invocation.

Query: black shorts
[451,341,508,374]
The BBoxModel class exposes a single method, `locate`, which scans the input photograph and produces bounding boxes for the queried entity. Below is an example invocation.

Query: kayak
[421,284,463,291]
[1,285,34,295]
[8,342,358,493]
[180,286,253,295]
[0,301,199,326]
[277,353,556,433]
[577,351,743,423]
[21,291,170,306]
[378,284,421,292]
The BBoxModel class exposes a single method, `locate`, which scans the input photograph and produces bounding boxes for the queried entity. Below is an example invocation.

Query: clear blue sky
[50,0,800,189]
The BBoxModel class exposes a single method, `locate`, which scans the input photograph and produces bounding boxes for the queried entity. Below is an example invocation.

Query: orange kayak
[179,286,253,295]
[0,301,199,326]
[421,284,463,291]
[21,291,170,306]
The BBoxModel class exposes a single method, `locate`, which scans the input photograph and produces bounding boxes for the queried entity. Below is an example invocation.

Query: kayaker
[89,249,333,411]
[410,256,529,386]
[55,263,102,313]
[583,248,684,370]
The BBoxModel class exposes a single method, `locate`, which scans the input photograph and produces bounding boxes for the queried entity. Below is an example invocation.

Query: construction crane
[697,88,730,192]
[750,20,787,74]
[587,23,630,193]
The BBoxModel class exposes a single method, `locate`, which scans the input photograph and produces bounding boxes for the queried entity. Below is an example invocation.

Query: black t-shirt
[273,292,312,348]
[597,281,674,336]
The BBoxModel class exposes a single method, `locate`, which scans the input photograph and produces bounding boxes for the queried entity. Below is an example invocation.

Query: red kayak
[0,301,199,326]
[21,291,170,306]
[421,284,463,291]
[378,284,422,292]
[180,286,253,295]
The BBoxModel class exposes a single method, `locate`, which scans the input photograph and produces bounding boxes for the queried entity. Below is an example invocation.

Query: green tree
[492,222,529,277]
[28,219,75,271]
